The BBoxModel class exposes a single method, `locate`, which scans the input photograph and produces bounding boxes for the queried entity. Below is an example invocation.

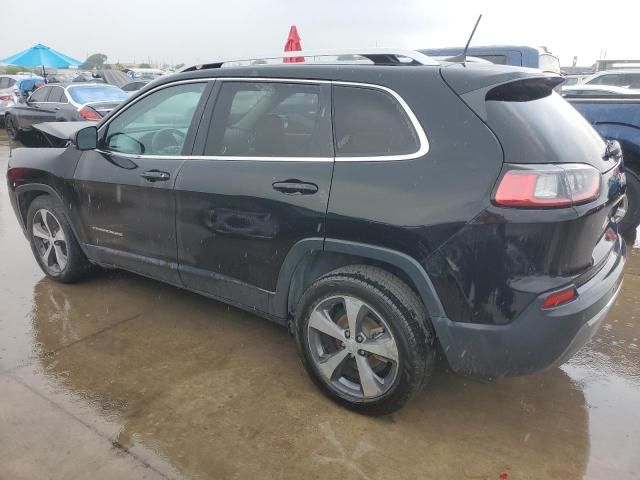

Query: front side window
[104,83,206,156]
[205,81,332,157]
[333,85,420,157]
[29,86,50,102]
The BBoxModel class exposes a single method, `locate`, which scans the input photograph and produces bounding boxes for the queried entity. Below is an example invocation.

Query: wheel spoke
[42,211,55,237]
[33,222,50,240]
[355,355,385,397]
[54,245,67,270]
[308,308,345,340]
[360,336,399,363]
[343,297,365,336]
[43,243,54,266]
[317,348,349,381]
[53,227,66,242]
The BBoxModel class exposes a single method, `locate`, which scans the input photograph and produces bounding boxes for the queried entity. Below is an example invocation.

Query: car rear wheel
[5,114,21,141]
[295,265,435,415]
[27,195,92,283]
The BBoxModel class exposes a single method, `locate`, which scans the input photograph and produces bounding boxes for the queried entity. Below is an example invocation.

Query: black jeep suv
[6,50,627,415]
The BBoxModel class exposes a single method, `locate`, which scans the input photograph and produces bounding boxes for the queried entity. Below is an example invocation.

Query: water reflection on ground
[0,142,639,479]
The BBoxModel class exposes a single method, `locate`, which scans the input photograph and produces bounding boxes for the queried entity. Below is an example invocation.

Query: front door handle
[272,180,319,195]
[141,170,171,182]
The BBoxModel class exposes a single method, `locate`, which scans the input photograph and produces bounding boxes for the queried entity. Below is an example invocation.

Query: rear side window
[205,82,332,157]
[46,87,64,103]
[29,86,50,102]
[333,86,420,157]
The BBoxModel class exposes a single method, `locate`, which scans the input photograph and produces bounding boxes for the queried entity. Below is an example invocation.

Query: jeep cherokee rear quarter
[6,50,626,414]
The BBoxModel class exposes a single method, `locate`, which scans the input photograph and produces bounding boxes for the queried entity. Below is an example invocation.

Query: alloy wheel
[307,295,400,399]
[32,209,68,274]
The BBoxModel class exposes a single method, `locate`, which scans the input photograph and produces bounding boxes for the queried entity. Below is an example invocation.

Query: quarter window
[333,86,420,157]
[104,83,206,156]
[205,82,332,157]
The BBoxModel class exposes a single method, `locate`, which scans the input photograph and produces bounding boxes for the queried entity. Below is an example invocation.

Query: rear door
[39,85,66,121]
[175,79,334,312]
[71,81,211,284]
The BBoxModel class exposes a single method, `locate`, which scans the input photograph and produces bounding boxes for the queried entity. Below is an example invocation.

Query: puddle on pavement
[1,145,639,479]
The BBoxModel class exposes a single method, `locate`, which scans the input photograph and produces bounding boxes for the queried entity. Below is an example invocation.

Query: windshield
[67,84,128,103]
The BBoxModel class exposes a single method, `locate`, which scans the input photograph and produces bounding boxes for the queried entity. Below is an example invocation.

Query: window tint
[29,86,50,102]
[104,83,205,156]
[205,82,332,157]
[333,86,420,157]
[46,87,64,103]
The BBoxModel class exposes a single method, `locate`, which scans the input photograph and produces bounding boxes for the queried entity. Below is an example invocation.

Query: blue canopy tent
[0,44,81,83]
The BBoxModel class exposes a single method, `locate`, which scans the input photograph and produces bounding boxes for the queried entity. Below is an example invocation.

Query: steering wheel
[150,128,186,155]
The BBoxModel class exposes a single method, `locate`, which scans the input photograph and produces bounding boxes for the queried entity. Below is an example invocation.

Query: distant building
[595,59,640,72]
[561,65,595,75]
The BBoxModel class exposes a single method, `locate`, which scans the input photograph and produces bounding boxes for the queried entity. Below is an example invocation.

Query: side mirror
[74,125,98,151]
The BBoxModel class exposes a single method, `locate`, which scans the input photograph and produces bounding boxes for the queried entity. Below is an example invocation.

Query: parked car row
[4,83,128,141]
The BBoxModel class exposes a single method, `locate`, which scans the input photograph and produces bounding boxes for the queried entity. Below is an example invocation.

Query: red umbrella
[283,25,304,63]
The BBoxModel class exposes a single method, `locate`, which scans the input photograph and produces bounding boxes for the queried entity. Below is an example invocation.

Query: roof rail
[181,48,439,72]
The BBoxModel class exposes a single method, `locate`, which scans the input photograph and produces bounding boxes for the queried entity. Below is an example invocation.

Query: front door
[175,80,334,312]
[71,81,210,284]
[18,85,51,128]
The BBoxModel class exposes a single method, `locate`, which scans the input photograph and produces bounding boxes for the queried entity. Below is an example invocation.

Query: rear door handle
[272,180,318,195]
[141,170,171,182]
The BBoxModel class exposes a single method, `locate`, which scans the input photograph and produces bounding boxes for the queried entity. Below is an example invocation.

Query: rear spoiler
[440,63,563,119]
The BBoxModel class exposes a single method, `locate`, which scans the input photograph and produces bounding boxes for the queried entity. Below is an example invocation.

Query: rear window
[67,85,128,104]
[333,86,420,157]
[539,54,561,74]
[485,86,608,170]
[587,73,640,89]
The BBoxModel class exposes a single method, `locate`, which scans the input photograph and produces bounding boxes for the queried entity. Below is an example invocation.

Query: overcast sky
[0,0,636,67]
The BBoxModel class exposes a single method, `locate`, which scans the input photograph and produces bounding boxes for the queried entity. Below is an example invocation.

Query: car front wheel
[295,265,435,415]
[27,195,92,283]
[5,114,21,141]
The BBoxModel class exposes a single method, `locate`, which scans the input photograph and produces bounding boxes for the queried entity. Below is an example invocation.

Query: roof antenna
[450,14,483,63]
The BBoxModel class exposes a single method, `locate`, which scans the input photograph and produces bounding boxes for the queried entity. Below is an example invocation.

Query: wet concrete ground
[0,135,639,480]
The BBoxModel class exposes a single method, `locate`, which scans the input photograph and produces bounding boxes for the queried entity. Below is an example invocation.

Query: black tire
[294,265,435,415]
[5,114,21,141]
[620,168,640,235]
[26,195,92,283]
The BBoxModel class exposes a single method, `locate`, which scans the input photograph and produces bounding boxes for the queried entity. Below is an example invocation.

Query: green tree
[79,53,107,70]
[139,63,151,68]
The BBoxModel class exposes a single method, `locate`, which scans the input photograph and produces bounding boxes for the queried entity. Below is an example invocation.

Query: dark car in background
[565,91,640,233]
[6,50,626,414]
[5,83,128,141]
[420,45,561,73]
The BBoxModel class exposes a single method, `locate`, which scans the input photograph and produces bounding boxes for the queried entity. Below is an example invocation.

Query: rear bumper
[433,236,626,377]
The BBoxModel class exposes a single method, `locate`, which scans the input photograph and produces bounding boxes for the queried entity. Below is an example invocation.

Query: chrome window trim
[97,77,429,162]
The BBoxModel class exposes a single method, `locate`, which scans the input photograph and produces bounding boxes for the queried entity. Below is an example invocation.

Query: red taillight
[0,94,11,101]
[494,164,601,208]
[542,286,577,309]
[78,107,101,121]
